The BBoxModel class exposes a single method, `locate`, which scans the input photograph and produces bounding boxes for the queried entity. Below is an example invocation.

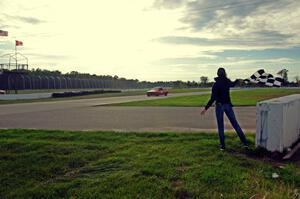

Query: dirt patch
[233,147,300,168]
[290,150,300,167]
[176,165,189,172]
[171,179,184,189]
[174,189,191,199]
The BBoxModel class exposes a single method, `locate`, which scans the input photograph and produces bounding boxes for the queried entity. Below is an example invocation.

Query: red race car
[146,87,168,97]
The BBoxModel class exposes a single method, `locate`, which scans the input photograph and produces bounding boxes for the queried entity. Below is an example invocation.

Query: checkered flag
[244,69,284,87]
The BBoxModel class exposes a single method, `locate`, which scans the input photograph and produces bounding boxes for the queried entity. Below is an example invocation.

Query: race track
[0,92,256,132]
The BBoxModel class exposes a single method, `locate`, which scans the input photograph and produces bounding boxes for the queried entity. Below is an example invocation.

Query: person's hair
[217,67,227,78]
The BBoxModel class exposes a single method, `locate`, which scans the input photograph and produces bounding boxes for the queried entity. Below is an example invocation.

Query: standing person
[201,67,248,150]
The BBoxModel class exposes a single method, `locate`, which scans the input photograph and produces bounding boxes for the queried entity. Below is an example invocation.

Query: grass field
[167,88,210,93]
[110,88,300,107]
[0,129,299,198]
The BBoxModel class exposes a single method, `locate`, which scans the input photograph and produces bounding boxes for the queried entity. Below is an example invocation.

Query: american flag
[0,30,8,36]
[15,40,23,46]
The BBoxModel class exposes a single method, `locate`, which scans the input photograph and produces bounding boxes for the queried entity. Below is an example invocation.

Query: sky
[0,0,300,82]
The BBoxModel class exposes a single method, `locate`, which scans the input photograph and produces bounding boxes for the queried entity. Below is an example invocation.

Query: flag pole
[15,40,18,70]
[15,42,19,70]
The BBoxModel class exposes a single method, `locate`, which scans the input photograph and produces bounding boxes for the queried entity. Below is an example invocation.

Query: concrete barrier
[0,93,52,100]
[52,90,121,98]
[256,94,300,152]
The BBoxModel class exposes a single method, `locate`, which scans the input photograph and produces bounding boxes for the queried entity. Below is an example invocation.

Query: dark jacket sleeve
[205,83,217,110]
[229,79,239,87]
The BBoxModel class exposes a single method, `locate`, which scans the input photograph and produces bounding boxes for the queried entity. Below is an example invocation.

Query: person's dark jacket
[204,77,239,110]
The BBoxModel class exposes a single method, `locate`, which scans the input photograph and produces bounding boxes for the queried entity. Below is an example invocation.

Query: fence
[0,71,134,90]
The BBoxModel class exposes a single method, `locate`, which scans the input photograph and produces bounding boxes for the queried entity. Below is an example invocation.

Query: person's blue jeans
[215,103,247,148]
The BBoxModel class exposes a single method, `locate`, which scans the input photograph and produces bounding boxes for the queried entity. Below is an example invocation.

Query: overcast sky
[0,0,300,81]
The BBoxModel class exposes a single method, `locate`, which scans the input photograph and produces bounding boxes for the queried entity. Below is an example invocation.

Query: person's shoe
[220,146,225,151]
[243,144,249,149]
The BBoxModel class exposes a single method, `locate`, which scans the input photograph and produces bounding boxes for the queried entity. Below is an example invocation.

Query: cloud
[154,53,298,67]
[0,16,20,29]
[152,0,185,9]
[2,13,44,25]
[156,31,294,49]
[153,0,294,30]
[0,24,11,29]
[223,57,298,65]
[154,54,218,65]
[154,0,300,50]
[180,0,281,30]
[25,53,69,60]
[215,46,300,60]
[14,15,44,25]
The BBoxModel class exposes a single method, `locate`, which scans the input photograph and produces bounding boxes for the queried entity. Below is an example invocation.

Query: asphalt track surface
[0,92,256,132]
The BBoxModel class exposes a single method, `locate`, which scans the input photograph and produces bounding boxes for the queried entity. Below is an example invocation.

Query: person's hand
[200,108,207,115]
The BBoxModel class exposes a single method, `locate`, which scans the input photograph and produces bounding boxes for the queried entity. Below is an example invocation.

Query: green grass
[167,88,210,93]
[110,88,300,107]
[0,129,299,198]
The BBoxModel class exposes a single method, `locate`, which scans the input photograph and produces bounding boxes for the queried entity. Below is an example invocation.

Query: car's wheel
[165,93,168,96]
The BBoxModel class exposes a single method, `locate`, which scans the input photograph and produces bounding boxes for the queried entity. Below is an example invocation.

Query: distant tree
[295,76,300,86]
[173,80,186,88]
[187,81,192,88]
[53,70,62,76]
[277,69,289,83]
[69,71,79,76]
[232,79,242,87]
[200,76,209,85]
[190,81,197,88]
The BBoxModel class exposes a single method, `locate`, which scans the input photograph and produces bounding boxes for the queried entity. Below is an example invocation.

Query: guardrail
[0,93,52,100]
[0,90,122,100]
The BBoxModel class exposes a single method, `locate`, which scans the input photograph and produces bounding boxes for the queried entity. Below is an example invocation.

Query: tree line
[27,68,211,89]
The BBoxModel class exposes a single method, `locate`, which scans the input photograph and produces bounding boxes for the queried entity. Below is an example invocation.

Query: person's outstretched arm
[229,79,239,87]
[201,83,217,114]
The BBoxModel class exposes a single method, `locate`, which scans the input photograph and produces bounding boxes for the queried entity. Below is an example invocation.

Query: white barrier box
[256,94,300,152]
